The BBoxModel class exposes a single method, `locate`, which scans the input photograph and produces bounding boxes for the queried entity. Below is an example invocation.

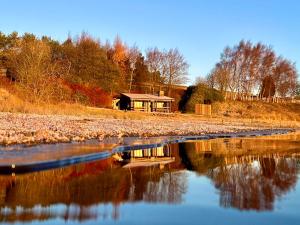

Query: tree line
[0,32,299,108]
[205,40,298,98]
[0,31,188,104]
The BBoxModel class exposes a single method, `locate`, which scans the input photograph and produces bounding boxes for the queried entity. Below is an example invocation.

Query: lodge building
[118,92,174,113]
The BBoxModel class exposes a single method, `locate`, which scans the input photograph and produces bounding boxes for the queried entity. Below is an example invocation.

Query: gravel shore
[0,112,266,146]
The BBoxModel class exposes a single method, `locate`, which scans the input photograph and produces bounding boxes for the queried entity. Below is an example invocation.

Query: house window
[157,102,164,108]
[134,101,144,108]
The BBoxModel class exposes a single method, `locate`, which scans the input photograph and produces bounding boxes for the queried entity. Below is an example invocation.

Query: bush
[66,82,112,108]
[73,91,90,105]
[179,84,224,112]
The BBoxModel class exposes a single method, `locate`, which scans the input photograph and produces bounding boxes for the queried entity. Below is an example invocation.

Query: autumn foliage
[205,40,298,98]
[66,82,112,107]
[0,31,298,111]
[0,31,189,108]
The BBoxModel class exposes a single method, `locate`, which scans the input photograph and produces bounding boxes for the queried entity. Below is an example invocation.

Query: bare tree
[195,76,207,86]
[127,45,140,92]
[146,47,164,92]
[163,48,189,95]
[273,58,297,97]
[210,40,298,98]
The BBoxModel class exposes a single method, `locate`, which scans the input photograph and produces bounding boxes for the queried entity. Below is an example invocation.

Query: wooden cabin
[119,92,174,113]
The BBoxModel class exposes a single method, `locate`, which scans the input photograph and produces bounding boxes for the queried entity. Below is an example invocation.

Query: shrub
[66,82,112,108]
[180,84,224,112]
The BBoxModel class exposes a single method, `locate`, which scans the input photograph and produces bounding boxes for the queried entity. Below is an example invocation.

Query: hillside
[213,101,300,122]
[0,85,299,129]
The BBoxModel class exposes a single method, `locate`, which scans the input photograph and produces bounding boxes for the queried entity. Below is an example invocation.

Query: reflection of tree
[179,142,225,174]
[179,140,300,211]
[0,146,187,223]
[209,156,298,211]
[142,171,187,203]
[208,157,297,210]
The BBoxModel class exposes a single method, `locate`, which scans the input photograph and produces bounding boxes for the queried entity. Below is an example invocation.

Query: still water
[0,132,300,225]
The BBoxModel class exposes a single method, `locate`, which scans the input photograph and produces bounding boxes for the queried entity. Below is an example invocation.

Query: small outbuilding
[119,92,174,113]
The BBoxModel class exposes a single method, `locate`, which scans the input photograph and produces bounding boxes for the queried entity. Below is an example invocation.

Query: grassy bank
[211,101,300,128]
[213,101,300,121]
[0,88,147,120]
[1,87,300,128]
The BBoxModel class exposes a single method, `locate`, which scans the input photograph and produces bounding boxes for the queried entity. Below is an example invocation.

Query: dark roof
[121,93,174,101]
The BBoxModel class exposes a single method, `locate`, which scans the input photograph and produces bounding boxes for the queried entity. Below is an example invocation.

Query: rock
[0,112,263,146]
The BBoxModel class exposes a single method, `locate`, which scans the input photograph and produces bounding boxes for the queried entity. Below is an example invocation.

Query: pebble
[0,112,262,146]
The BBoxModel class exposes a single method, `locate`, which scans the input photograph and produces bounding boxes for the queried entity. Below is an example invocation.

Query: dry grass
[210,100,300,128]
[0,88,147,119]
[1,88,300,128]
[213,100,300,120]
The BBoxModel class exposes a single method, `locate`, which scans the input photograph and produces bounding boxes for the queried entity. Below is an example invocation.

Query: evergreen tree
[133,53,150,84]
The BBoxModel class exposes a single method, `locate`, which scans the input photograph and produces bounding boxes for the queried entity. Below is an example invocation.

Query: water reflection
[0,145,187,223]
[211,157,297,211]
[180,132,300,211]
[0,132,299,223]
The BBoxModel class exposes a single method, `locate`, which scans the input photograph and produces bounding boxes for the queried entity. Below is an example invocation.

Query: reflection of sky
[273,179,300,217]
[251,160,260,169]
[184,171,219,207]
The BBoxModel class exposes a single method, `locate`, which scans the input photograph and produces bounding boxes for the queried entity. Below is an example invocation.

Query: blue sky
[0,0,299,83]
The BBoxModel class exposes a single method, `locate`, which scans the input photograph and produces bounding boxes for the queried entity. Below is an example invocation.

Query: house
[119,92,174,113]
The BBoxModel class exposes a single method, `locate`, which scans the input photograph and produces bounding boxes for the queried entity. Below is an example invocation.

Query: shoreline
[0,111,295,147]
[0,128,294,174]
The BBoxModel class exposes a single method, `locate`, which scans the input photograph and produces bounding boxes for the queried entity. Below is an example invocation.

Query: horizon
[1,0,300,84]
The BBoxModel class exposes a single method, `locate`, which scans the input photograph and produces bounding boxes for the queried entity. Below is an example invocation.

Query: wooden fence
[224,91,299,103]
[195,104,212,116]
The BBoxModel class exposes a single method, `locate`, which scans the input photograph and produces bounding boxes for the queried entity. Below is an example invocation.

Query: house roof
[121,93,174,101]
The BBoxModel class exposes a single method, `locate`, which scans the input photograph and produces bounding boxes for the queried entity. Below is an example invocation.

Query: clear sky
[0,0,299,84]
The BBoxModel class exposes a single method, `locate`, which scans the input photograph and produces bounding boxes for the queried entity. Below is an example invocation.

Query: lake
[0,131,299,225]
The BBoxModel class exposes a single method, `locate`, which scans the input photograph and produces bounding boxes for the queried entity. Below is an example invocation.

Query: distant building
[119,92,174,113]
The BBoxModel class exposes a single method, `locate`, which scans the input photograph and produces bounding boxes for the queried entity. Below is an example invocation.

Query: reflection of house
[122,146,175,168]
[119,92,174,113]
[193,141,212,152]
